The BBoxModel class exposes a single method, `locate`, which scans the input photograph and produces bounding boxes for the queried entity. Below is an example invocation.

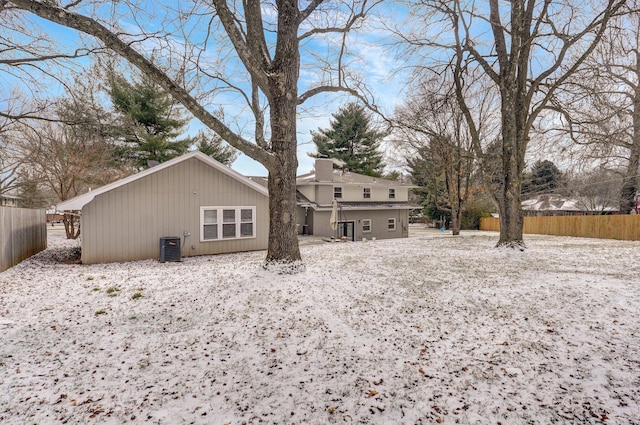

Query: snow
[1,226,639,424]
[521,194,617,213]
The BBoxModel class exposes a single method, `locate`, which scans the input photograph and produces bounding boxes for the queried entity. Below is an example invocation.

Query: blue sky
[2,1,411,177]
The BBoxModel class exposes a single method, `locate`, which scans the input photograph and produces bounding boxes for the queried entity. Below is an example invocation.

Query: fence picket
[480,215,640,241]
[0,207,47,272]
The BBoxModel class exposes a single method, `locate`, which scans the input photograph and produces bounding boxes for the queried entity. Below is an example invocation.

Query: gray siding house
[56,151,269,264]
[296,158,417,241]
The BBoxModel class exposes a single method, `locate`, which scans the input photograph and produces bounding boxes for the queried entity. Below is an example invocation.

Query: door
[338,221,355,241]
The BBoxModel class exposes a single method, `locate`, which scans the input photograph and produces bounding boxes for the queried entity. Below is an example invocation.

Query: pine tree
[310,103,386,177]
[522,160,566,196]
[193,130,237,165]
[108,72,191,169]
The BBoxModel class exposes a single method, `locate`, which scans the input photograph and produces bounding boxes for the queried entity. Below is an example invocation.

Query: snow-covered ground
[1,226,639,424]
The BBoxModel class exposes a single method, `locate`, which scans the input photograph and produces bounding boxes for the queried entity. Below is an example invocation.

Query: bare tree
[1,5,99,197]
[566,168,622,214]
[1,0,92,117]
[5,0,379,265]
[0,99,21,196]
[551,5,640,214]
[16,106,123,238]
[394,75,474,235]
[0,91,52,196]
[400,0,625,248]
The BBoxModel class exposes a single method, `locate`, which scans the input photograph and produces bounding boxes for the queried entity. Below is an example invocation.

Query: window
[389,188,396,199]
[334,187,342,199]
[222,209,236,238]
[388,218,396,231]
[362,219,372,233]
[200,206,256,241]
[240,208,254,237]
[363,187,371,199]
[202,209,218,240]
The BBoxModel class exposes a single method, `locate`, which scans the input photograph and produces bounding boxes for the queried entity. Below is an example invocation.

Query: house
[0,194,19,207]
[296,158,417,241]
[56,151,269,264]
[521,194,619,216]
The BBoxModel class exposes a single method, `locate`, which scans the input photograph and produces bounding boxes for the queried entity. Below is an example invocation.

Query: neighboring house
[296,158,417,241]
[522,194,619,216]
[0,194,19,207]
[56,151,269,264]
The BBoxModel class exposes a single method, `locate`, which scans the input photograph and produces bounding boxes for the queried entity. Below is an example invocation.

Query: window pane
[223,209,236,222]
[241,209,253,222]
[203,224,217,240]
[241,222,253,237]
[203,210,217,224]
[363,188,371,198]
[223,223,236,238]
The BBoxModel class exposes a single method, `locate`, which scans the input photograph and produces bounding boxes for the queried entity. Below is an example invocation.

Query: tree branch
[9,0,274,168]
[211,0,272,97]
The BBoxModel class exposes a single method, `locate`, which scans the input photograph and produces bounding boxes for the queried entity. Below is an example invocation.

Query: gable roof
[56,151,268,211]
[297,169,416,187]
[521,194,618,213]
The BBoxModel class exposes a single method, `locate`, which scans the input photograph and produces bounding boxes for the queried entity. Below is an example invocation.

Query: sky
[4,1,628,185]
[1,1,412,177]
[195,3,412,177]
[1,228,639,423]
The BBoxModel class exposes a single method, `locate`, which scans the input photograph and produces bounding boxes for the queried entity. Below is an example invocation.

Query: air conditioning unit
[159,236,181,262]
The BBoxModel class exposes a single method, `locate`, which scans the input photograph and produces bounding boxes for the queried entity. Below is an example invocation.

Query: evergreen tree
[522,160,566,197]
[193,130,237,166]
[108,72,191,169]
[16,171,49,209]
[407,149,445,220]
[310,103,386,177]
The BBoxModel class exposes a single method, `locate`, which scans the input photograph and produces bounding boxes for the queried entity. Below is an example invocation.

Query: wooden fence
[0,207,47,272]
[480,215,640,241]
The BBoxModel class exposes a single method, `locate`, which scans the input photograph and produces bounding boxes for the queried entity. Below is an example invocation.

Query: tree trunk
[498,178,524,247]
[620,63,640,214]
[497,91,526,248]
[264,3,302,265]
[445,168,462,236]
[63,213,80,239]
[450,202,462,235]
[620,143,640,214]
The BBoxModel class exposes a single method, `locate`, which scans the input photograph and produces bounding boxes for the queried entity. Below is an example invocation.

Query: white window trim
[389,188,396,199]
[334,186,343,199]
[200,206,256,242]
[363,187,371,199]
[362,219,372,233]
[388,218,396,231]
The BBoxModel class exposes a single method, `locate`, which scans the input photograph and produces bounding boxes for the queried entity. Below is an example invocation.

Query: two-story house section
[296,158,418,241]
